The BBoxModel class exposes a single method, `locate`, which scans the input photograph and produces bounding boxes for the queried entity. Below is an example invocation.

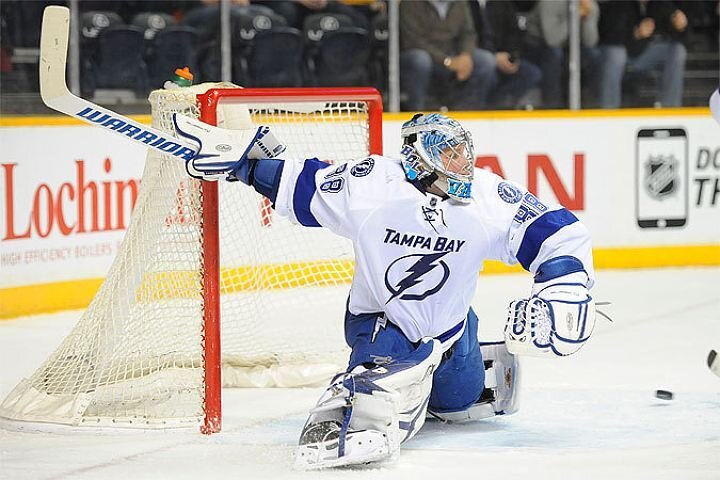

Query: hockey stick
[710,88,720,126]
[709,350,719,378]
[698,91,720,380]
[40,6,197,161]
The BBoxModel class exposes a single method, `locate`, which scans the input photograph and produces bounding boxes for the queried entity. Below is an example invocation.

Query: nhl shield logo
[644,154,678,199]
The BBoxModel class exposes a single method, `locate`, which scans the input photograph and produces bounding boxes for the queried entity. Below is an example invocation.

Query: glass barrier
[0,0,717,115]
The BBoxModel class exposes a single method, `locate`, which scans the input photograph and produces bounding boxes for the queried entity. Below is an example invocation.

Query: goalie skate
[295,421,392,469]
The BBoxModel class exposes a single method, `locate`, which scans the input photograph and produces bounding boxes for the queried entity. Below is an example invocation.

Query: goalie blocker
[173,114,286,181]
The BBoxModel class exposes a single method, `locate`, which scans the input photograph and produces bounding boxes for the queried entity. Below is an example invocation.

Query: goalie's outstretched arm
[174,113,376,239]
[477,178,596,358]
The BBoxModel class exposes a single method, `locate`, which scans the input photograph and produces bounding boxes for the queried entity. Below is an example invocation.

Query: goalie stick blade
[40,6,72,103]
[708,350,719,377]
[38,6,198,162]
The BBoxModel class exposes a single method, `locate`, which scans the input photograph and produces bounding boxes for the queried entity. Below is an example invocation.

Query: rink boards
[1,107,718,318]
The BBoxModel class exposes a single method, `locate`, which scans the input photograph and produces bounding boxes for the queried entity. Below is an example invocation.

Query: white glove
[505,270,595,357]
[173,113,286,182]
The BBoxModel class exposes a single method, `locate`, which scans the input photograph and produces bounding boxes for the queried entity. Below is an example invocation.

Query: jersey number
[320,178,344,193]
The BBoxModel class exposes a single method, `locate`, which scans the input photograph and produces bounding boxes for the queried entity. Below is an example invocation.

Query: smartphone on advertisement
[635,128,688,228]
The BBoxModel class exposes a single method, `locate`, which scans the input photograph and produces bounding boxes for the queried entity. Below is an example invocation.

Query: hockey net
[0,84,383,432]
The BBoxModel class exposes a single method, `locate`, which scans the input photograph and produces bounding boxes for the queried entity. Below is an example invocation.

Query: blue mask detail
[447,178,472,200]
[403,161,419,181]
[401,144,430,182]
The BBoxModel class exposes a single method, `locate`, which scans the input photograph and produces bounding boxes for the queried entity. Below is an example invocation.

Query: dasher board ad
[1,126,147,287]
[2,110,719,289]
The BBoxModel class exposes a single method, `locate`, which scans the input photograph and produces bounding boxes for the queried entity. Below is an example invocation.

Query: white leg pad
[481,341,521,415]
[295,338,442,469]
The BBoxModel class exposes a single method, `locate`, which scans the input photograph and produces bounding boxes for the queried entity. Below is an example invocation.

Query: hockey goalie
[173,112,596,469]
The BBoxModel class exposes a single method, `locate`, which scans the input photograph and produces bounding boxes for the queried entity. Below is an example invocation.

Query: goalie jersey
[274,155,594,344]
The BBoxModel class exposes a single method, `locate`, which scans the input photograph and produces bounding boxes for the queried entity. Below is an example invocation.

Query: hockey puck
[655,389,674,401]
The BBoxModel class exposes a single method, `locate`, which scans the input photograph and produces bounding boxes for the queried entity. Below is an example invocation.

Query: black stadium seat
[80,10,124,58]
[302,13,370,87]
[92,26,148,95]
[234,9,287,45]
[233,11,303,87]
[245,27,304,87]
[79,11,124,95]
[181,5,281,85]
[146,26,198,90]
[312,27,371,87]
[132,12,189,88]
[131,12,177,42]
[302,12,355,44]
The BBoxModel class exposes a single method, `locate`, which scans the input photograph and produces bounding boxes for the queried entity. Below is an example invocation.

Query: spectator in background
[469,0,542,109]
[399,0,496,111]
[523,0,600,109]
[598,0,688,108]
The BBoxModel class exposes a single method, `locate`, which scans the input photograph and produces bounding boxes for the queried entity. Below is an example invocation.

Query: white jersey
[274,154,594,344]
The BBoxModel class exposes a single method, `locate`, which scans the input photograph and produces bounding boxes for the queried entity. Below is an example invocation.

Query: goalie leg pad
[295,338,442,469]
[429,341,520,422]
[478,341,520,416]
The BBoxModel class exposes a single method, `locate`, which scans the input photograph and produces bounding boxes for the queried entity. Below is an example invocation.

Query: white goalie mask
[400,113,475,202]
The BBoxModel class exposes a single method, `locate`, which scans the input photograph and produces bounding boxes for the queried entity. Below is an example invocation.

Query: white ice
[1,267,719,480]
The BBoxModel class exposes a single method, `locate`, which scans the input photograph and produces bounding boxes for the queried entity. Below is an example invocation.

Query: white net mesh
[0,83,377,429]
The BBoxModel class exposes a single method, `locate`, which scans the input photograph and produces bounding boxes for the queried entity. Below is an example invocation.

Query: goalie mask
[400,113,475,202]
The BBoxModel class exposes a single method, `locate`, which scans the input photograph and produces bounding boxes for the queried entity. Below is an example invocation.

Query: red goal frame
[195,87,384,433]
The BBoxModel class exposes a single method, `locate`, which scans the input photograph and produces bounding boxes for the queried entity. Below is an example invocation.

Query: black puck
[655,389,673,401]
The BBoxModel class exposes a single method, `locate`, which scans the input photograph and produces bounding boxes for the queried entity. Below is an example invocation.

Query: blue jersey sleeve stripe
[293,158,329,227]
[516,209,579,270]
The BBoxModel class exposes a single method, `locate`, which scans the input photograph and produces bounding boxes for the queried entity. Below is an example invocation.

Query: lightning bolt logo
[384,251,451,304]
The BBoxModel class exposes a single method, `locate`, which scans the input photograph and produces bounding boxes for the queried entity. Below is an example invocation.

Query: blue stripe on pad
[517,209,579,270]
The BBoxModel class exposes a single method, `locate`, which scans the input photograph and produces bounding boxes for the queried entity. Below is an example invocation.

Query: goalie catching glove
[172,113,286,181]
[504,256,595,357]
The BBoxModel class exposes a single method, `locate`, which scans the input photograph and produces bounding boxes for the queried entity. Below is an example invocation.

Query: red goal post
[199,87,384,433]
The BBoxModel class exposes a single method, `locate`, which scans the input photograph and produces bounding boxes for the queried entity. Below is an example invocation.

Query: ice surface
[1,267,719,480]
